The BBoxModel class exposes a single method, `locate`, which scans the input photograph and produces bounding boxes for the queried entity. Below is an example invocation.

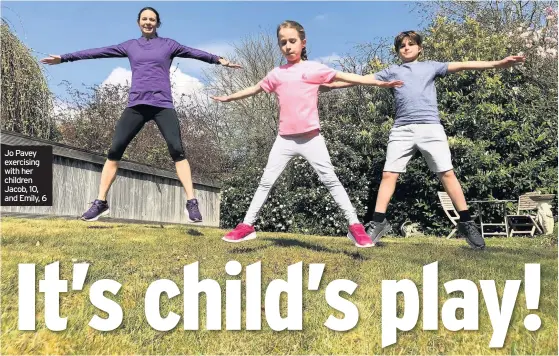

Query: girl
[41,7,241,223]
[212,20,403,247]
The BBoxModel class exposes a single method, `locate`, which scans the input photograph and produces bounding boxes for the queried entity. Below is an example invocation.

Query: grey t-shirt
[374,61,449,126]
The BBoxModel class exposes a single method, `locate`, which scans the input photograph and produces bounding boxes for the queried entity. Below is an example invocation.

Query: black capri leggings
[107,104,186,162]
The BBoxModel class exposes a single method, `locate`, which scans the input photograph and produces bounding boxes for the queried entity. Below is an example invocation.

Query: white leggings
[243,133,359,225]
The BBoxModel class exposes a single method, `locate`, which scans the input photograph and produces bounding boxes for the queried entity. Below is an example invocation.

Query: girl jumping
[212,20,403,247]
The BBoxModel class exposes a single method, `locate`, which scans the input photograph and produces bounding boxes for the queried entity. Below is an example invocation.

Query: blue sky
[2,1,424,101]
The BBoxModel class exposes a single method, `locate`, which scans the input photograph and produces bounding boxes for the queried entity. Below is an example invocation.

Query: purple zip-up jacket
[61,36,221,108]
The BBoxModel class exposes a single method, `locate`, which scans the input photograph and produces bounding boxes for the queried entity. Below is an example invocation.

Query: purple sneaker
[185,198,203,223]
[81,199,109,221]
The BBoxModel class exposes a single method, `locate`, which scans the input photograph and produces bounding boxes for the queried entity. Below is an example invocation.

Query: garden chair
[507,193,545,237]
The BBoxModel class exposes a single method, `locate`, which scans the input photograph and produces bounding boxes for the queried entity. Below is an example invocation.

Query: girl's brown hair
[277,20,308,60]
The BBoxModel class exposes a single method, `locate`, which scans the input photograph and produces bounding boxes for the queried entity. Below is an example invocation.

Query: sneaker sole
[465,237,485,250]
[81,209,110,222]
[346,232,373,248]
[222,232,257,243]
[368,224,391,245]
[458,228,486,250]
[184,207,203,223]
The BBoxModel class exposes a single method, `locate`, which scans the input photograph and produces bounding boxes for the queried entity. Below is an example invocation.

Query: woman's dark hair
[277,20,308,61]
[138,7,162,27]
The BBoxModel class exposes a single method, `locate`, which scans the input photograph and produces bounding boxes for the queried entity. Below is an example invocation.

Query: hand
[40,55,62,65]
[496,55,526,68]
[210,95,231,102]
[218,57,242,69]
[378,80,404,88]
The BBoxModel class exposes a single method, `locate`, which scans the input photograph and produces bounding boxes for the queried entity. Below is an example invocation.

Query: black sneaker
[365,219,391,245]
[458,221,485,249]
[81,199,109,221]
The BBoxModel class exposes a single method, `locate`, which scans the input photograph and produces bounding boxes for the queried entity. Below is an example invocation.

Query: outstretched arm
[41,43,128,65]
[172,41,242,69]
[331,72,403,88]
[447,55,526,73]
[319,80,358,92]
[211,82,264,102]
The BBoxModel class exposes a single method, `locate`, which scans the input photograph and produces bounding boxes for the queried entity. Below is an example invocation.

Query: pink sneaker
[223,223,257,243]
[347,223,374,248]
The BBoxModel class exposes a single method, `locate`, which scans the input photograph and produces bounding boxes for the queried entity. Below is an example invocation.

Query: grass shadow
[228,245,270,254]
[185,229,204,236]
[263,237,372,261]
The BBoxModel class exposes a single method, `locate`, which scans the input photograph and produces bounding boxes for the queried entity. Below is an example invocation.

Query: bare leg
[175,159,195,200]
[374,171,400,213]
[437,169,468,211]
[97,159,119,201]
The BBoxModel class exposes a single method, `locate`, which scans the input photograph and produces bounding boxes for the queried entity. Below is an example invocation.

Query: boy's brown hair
[394,31,423,52]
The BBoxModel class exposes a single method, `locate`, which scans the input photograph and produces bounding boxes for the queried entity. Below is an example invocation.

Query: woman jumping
[41,6,241,223]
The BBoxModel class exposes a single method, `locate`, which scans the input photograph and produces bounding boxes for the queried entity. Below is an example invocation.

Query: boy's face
[398,37,422,62]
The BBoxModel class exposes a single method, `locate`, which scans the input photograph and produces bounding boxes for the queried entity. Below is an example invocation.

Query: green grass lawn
[2,217,557,355]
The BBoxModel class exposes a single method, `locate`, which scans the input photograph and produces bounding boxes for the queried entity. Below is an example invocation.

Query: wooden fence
[1,131,221,227]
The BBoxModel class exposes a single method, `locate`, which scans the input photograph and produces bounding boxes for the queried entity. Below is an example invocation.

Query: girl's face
[138,10,158,37]
[398,37,422,62]
[278,27,306,63]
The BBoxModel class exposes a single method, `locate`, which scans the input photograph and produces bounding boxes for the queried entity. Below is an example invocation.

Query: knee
[259,168,281,189]
[319,172,341,188]
[169,144,186,162]
[107,146,125,161]
[259,179,273,190]
[438,169,455,180]
[259,174,275,189]
[382,171,399,181]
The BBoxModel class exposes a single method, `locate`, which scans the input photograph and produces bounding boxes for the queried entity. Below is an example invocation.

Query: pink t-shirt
[260,60,337,135]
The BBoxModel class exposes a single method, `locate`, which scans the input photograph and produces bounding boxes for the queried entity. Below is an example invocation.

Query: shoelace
[188,201,200,215]
[235,223,250,230]
[461,222,478,234]
[87,201,104,211]
[466,224,478,233]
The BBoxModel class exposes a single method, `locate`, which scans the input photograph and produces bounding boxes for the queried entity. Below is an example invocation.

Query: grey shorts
[383,124,453,173]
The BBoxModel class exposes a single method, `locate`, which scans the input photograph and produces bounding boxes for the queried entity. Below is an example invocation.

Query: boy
[322,30,525,249]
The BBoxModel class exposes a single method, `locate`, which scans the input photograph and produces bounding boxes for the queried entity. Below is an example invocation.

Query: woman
[42,7,241,223]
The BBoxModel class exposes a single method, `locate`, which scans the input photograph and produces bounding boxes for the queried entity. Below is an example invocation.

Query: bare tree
[193,32,286,170]
[56,82,228,178]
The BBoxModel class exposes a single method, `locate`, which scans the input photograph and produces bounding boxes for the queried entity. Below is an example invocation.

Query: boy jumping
[322,30,525,249]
